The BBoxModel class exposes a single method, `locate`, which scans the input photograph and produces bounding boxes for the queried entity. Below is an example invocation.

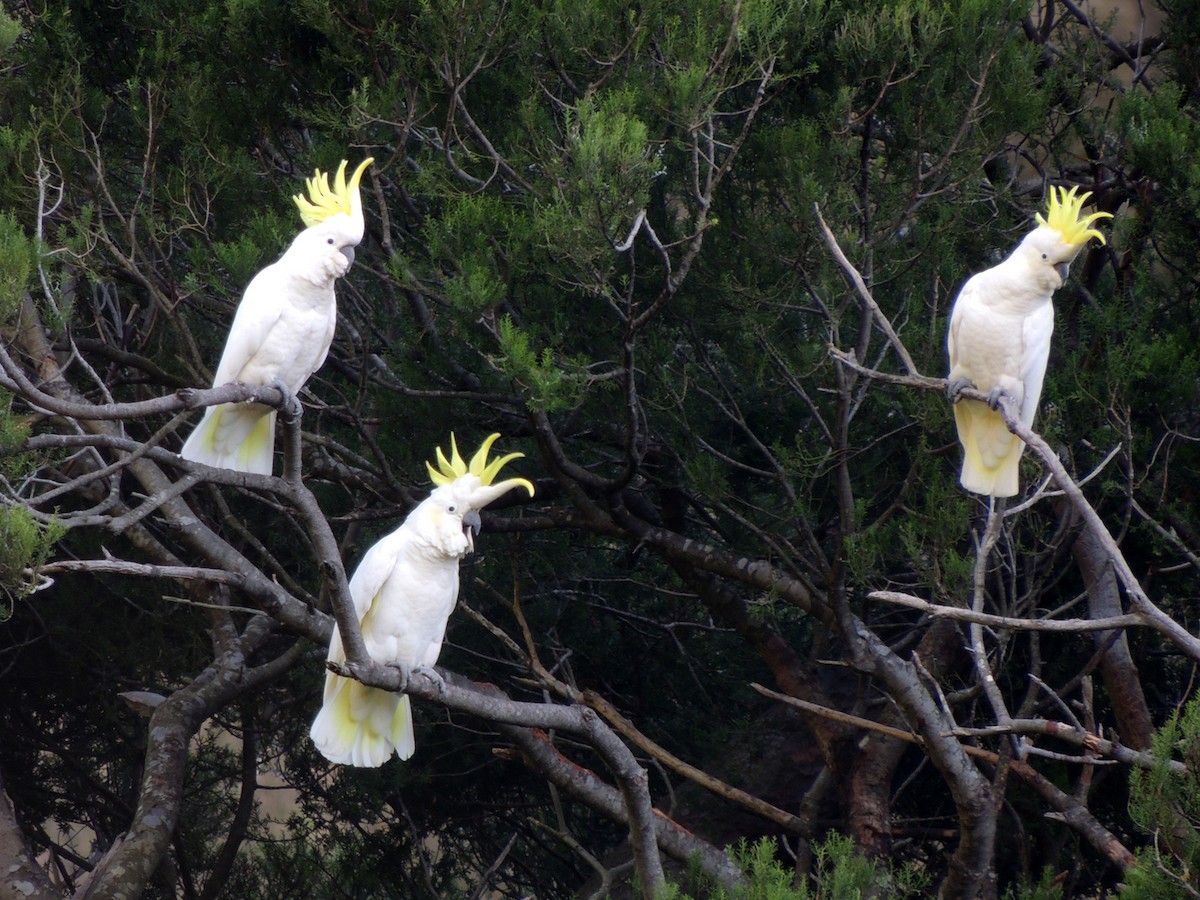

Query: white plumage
[310,434,535,767]
[947,187,1111,498]
[180,158,372,474]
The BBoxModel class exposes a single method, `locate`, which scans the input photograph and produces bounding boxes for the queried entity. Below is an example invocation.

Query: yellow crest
[427,433,535,496]
[293,157,374,227]
[1034,185,1113,247]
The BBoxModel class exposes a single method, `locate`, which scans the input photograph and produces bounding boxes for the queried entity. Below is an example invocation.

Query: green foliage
[495,315,591,412]
[538,87,659,272]
[0,211,32,323]
[211,230,277,290]
[1002,867,1064,900]
[1119,85,1200,210]
[0,393,38,483]
[0,505,65,620]
[0,8,20,63]
[667,834,928,899]
[1,0,1199,896]
[424,194,528,315]
[1120,695,1200,897]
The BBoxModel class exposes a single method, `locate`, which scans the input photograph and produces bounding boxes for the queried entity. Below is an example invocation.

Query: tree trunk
[1069,506,1153,749]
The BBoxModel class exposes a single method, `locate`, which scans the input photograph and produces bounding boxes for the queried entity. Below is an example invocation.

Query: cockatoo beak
[1054,261,1069,282]
[340,245,356,267]
[462,509,481,552]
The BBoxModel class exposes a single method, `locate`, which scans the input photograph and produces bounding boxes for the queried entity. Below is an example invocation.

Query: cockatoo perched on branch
[947,186,1112,498]
[179,157,374,474]
[310,433,535,767]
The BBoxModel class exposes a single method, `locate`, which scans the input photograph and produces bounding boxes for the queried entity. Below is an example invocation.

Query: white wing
[209,262,290,387]
[1018,302,1054,428]
[347,528,409,624]
[946,275,981,377]
[322,526,406,666]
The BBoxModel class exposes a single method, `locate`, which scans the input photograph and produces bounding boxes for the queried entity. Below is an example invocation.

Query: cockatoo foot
[985,386,1010,411]
[267,378,302,422]
[413,665,446,695]
[946,376,977,404]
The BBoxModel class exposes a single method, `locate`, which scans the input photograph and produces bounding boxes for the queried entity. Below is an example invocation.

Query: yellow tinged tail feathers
[180,404,276,475]
[310,673,415,767]
[953,399,1024,498]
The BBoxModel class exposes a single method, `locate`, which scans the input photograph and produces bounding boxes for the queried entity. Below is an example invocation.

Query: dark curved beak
[462,509,481,552]
[340,245,356,267]
[1054,261,1069,283]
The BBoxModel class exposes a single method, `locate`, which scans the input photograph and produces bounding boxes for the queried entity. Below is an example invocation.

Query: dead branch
[869,589,1143,632]
[816,205,919,376]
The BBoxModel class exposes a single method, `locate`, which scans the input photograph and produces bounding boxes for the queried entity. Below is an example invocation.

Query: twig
[816,205,919,375]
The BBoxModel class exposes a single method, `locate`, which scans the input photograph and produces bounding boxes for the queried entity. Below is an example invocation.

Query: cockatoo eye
[1041,253,1047,260]
[448,505,456,512]
[327,237,334,245]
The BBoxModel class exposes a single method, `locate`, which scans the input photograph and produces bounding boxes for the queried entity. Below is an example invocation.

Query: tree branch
[869,589,1143,632]
[327,663,667,895]
[816,204,919,376]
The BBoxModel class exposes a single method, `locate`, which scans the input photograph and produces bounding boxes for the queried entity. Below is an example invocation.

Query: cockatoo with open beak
[947,186,1112,497]
[180,157,374,474]
[310,433,535,767]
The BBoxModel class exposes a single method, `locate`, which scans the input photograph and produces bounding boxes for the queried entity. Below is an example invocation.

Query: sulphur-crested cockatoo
[310,433,535,767]
[947,186,1111,497]
[179,158,373,474]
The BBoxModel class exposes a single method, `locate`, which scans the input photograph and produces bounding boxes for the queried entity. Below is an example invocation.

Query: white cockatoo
[179,157,374,474]
[947,186,1112,497]
[310,433,535,767]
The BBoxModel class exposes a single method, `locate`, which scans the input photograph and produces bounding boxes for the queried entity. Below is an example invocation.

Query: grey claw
[413,665,446,692]
[946,377,976,404]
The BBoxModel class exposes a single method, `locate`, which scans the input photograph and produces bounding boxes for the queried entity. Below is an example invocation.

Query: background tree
[1,0,1199,897]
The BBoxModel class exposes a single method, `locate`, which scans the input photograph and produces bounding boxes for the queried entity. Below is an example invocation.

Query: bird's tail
[309,672,415,767]
[179,403,276,475]
[954,399,1023,498]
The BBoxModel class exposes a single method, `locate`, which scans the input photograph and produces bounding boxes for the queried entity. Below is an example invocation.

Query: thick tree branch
[500,726,746,891]
[78,616,287,900]
[979,390,1200,663]
[754,683,1137,870]
[830,340,1200,664]
[328,663,667,895]
[0,767,59,900]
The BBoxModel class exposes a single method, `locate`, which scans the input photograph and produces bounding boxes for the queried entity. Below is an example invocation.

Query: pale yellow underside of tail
[309,673,415,767]
[180,404,276,475]
[953,399,1023,498]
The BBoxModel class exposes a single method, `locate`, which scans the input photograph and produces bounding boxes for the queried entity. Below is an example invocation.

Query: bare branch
[976,390,1200,663]
[870,589,1143,632]
[816,204,918,376]
[0,768,58,900]
[329,661,670,893]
